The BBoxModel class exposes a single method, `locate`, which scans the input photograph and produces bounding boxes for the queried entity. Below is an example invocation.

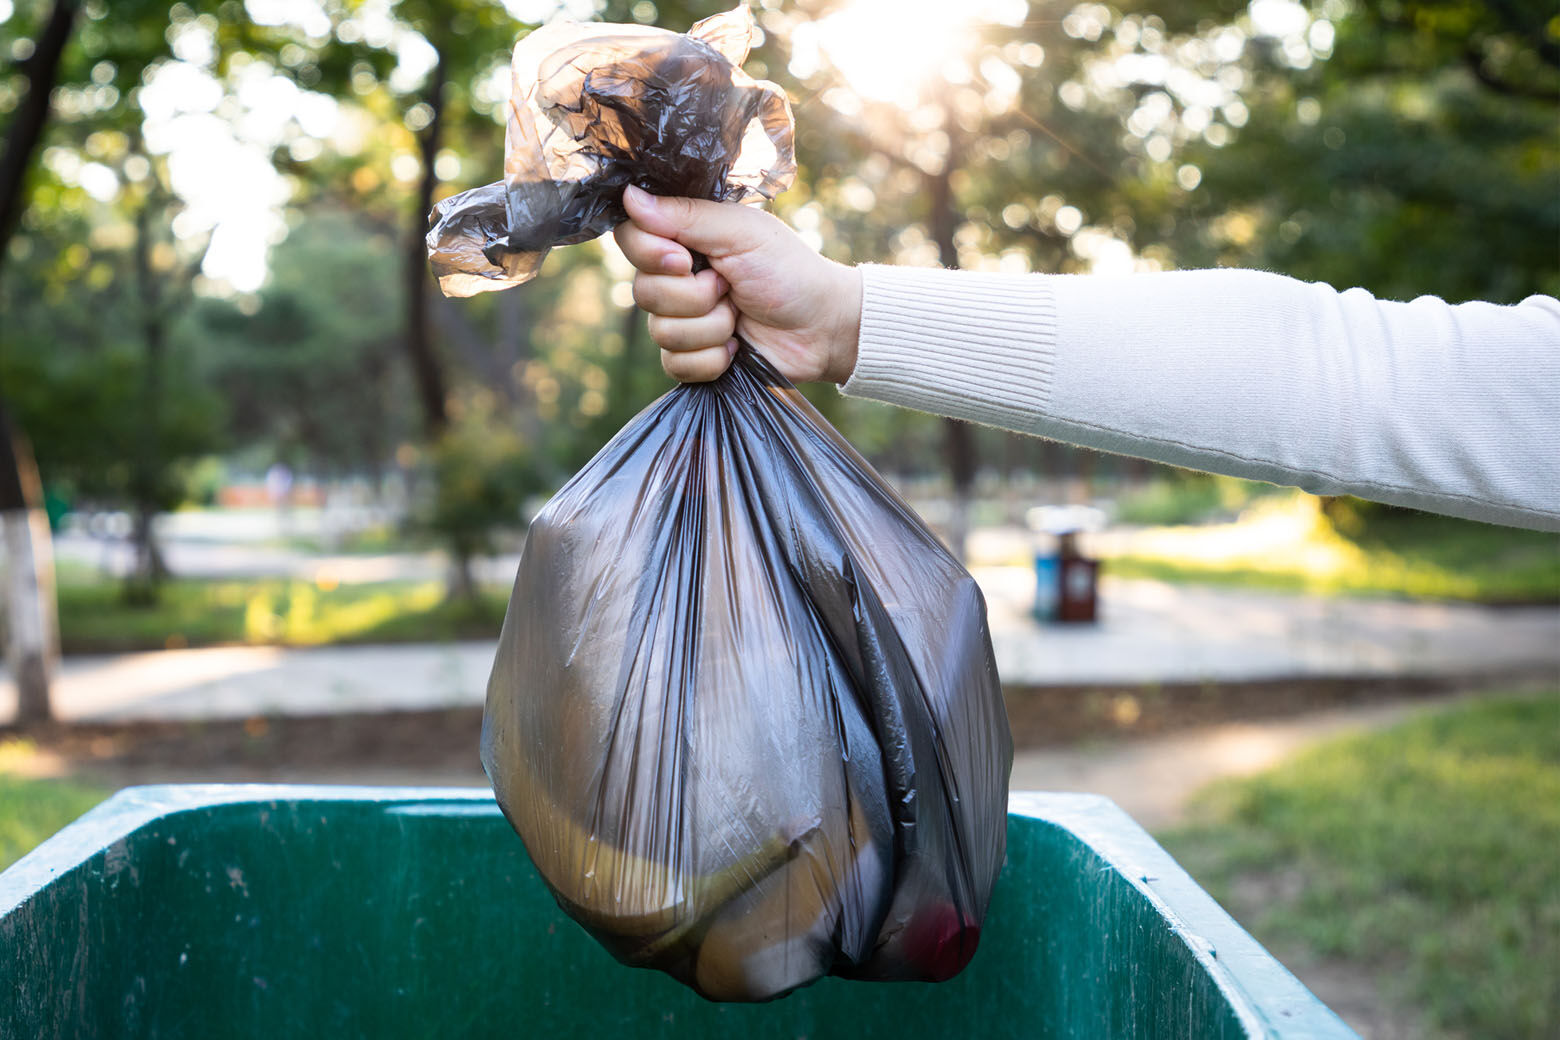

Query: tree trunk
[928,145,975,562]
[0,404,56,727]
[127,203,167,601]
[0,0,78,268]
[447,542,477,603]
[405,49,451,439]
[0,0,77,726]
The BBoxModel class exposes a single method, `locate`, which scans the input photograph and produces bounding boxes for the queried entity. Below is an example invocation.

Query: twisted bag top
[426,5,796,297]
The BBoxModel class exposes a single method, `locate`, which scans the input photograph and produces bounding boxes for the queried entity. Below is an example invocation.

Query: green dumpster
[0,785,1355,1038]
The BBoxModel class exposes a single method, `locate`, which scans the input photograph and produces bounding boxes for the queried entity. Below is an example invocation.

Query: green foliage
[0,767,106,872]
[420,395,542,563]
[1113,474,1280,526]
[7,0,1555,542]
[195,212,409,474]
[1160,0,1560,303]
[0,226,225,511]
[54,575,507,652]
[1161,692,1560,1039]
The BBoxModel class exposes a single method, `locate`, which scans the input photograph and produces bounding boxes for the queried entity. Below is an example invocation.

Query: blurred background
[1,0,1556,1035]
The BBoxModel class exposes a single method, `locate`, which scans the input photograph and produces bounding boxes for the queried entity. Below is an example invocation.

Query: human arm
[615,188,1560,531]
[845,264,1560,531]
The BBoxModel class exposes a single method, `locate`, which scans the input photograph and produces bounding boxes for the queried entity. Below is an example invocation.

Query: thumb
[623,185,767,259]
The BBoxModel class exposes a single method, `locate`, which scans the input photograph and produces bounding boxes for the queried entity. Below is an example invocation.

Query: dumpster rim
[1010,790,1356,1039]
[1,784,1355,1039]
[0,784,495,918]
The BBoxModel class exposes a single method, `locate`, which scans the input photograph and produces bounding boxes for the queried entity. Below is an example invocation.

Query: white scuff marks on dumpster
[102,838,138,886]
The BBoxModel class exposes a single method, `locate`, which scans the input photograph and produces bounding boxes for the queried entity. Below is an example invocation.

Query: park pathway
[5,571,1555,724]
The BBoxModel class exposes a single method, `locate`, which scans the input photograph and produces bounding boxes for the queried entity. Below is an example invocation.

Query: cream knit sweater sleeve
[840,265,1560,531]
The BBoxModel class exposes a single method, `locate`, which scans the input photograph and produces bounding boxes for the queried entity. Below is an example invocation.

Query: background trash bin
[1034,553,1060,620]
[1055,531,1100,623]
[1029,506,1105,624]
[0,785,1355,1038]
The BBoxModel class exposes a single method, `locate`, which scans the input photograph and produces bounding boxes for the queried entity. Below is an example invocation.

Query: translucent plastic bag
[426,5,795,297]
[484,349,1012,1001]
[432,4,1011,1003]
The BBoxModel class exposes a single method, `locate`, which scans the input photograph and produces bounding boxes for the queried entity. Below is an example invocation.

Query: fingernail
[625,184,656,211]
[726,338,739,359]
[713,274,730,296]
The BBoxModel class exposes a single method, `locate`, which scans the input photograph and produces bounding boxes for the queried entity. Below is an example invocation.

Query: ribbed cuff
[840,265,1058,432]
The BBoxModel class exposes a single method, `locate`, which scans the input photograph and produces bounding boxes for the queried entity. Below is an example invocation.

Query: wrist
[826,263,863,384]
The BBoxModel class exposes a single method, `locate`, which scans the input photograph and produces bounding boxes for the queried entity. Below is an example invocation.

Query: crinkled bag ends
[427,5,795,297]
[435,5,1013,1003]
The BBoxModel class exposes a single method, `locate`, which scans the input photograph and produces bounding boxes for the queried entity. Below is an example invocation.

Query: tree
[197,212,410,484]
[0,403,56,725]
[0,0,80,723]
[1151,0,1560,304]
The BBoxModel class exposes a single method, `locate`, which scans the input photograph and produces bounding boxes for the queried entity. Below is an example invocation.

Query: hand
[614,185,862,384]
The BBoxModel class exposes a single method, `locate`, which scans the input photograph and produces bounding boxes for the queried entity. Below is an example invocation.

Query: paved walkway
[980,569,1560,684]
[3,568,1556,724]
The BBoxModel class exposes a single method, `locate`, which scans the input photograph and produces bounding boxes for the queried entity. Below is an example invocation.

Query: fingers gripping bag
[428,5,1013,1003]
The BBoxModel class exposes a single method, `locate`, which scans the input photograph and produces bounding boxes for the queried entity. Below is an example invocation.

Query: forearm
[841,265,1560,531]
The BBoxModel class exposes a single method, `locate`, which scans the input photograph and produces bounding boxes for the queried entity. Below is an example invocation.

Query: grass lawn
[0,760,108,872]
[56,577,509,654]
[1159,691,1560,1039]
[1104,493,1560,603]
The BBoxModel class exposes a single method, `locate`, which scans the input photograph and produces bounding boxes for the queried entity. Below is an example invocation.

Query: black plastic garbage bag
[431,4,1012,1003]
[427,4,795,297]
[484,349,1012,1001]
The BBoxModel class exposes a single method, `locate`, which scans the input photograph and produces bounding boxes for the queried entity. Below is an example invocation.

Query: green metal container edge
[0,785,1356,1039]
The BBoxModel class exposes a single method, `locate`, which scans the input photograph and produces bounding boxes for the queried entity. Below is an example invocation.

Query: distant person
[265,463,293,507]
[265,462,294,535]
[613,185,1560,532]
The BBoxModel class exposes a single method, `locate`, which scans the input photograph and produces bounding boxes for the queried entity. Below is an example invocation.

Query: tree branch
[1463,44,1560,101]
[0,0,79,284]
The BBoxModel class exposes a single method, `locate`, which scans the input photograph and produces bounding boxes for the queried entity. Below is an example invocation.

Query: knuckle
[663,196,693,224]
[631,276,655,311]
[701,275,726,310]
[662,347,723,383]
[645,313,672,345]
[662,351,700,382]
[613,223,643,256]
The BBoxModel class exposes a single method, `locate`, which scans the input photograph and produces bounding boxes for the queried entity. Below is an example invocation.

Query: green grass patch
[1106,494,1560,603]
[273,523,433,556]
[0,763,108,871]
[56,577,509,653]
[1160,692,1560,1039]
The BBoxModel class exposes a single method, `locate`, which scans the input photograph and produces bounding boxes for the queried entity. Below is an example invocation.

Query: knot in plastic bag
[426,4,795,297]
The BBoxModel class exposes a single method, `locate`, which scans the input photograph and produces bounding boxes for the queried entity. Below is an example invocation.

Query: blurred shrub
[1114,473,1279,526]
[420,397,545,595]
